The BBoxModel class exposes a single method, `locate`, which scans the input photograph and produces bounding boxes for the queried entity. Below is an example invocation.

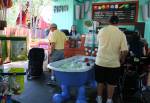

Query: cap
[50,23,57,28]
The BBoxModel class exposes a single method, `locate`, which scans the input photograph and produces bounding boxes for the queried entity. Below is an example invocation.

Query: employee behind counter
[61,25,81,48]
[69,25,81,48]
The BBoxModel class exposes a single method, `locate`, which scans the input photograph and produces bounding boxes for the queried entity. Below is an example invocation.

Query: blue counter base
[53,85,88,103]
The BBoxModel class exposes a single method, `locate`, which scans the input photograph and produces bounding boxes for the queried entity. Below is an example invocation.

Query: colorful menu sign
[92,1,138,25]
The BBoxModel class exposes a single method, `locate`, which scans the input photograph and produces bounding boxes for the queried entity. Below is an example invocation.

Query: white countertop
[3,61,28,72]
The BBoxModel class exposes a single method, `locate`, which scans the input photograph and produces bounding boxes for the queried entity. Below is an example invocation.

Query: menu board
[92,1,138,25]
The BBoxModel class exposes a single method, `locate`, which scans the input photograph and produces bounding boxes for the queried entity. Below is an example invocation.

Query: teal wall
[51,0,74,30]
[139,0,150,47]
[74,0,150,47]
[74,0,136,34]
[51,0,150,47]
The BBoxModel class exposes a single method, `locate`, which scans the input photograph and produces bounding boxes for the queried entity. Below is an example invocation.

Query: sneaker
[47,80,57,86]
[96,96,102,103]
[106,101,113,103]
[106,99,113,103]
[142,86,146,91]
[51,76,55,81]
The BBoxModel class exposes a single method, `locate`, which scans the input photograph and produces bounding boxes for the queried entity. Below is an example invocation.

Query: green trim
[0,36,26,41]
[75,0,84,3]
[1,41,8,60]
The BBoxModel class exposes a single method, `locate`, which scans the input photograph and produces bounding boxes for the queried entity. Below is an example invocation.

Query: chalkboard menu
[92,1,138,25]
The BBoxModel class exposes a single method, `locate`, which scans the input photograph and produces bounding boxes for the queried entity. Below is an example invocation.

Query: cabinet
[64,35,85,58]
[0,36,27,63]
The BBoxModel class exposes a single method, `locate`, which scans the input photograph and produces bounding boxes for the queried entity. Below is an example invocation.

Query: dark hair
[109,15,119,24]
[70,25,77,35]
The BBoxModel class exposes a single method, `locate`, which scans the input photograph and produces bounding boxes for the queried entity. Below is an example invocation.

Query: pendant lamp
[75,5,80,20]
[142,4,148,21]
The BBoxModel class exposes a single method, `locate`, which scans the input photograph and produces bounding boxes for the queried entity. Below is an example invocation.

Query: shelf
[0,36,26,40]
[0,36,27,63]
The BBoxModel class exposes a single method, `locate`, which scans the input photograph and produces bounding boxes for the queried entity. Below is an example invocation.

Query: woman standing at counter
[69,25,80,40]
[69,25,81,48]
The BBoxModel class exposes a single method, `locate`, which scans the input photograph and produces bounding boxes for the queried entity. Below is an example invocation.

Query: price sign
[92,1,138,25]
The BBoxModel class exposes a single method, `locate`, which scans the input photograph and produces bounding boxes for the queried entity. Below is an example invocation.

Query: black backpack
[27,48,45,79]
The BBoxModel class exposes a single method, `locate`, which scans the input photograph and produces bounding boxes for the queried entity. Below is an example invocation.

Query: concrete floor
[12,72,97,103]
[3,61,150,103]
[12,72,55,103]
[11,71,150,103]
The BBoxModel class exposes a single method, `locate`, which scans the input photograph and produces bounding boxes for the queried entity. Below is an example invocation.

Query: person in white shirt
[95,15,128,103]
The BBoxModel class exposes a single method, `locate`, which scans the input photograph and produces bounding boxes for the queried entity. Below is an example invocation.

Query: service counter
[64,35,85,58]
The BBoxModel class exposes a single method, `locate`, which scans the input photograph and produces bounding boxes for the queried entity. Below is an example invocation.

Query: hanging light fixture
[75,0,84,3]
